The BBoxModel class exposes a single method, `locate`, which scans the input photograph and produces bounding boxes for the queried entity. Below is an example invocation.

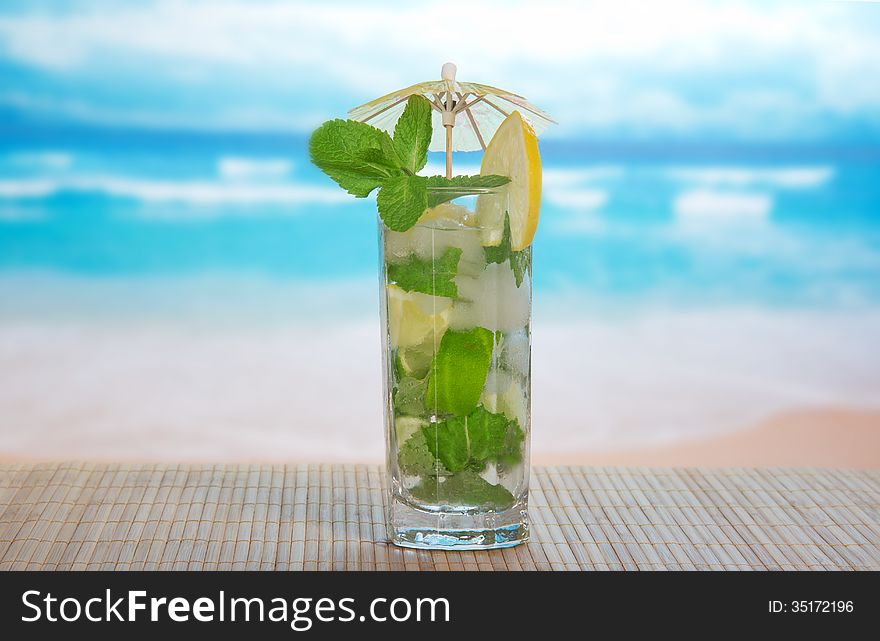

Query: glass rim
[425,185,506,195]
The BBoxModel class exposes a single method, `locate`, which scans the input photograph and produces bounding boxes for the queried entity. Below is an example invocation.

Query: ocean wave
[0,205,44,222]
[674,189,772,222]
[5,151,73,170]
[547,211,606,235]
[544,187,609,210]
[666,165,833,188]
[543,166,624,186]
[217,156,293,180]
[0,176,351,206]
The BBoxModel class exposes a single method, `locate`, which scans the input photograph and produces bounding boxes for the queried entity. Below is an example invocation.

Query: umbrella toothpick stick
[443,114,454,179]
[440,62,457,179]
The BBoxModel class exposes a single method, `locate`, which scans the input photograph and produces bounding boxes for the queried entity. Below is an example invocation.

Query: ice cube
[447,300,479,332]
[500,328,530,376]
[384,229,414,262]
[480,370,528,426]
[421,202,474,226]
[474,191,506,247]
[409,291,453,316]
[449,261,530,332]
[480,369,509,413]
[411,226,485,277]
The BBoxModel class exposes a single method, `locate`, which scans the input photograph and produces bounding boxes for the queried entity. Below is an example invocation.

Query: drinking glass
[379,185,531,549]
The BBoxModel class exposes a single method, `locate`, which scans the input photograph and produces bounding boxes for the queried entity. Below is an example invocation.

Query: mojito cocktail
[309,67,547,549]
[381,184,532,548]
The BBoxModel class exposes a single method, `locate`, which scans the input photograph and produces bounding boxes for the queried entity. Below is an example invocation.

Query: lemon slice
[417,202,476,227]
[386,284,449,350]
[478,111,542,251]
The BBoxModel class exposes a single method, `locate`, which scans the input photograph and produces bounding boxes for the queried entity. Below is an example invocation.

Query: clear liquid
[380,201,531,535]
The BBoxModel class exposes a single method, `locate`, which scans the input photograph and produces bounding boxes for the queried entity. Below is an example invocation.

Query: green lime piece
[398,343,435,380]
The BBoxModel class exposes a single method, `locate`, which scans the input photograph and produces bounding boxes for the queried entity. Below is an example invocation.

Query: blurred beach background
[1,0,878,467]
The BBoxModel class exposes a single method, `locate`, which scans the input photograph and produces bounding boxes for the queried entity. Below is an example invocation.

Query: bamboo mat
[0,463,877,571]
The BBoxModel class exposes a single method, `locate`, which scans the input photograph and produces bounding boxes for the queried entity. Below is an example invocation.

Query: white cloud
[0,89,330,131]
[1,1,878,136]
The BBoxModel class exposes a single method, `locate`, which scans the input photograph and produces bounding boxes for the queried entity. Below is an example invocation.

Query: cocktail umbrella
[349,62,554,178]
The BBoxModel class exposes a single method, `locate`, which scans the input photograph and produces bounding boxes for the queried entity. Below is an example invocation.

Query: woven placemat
[0,463,877,570]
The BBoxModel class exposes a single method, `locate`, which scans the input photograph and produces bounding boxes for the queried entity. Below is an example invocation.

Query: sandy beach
[534,408,880,469]
[1,279,878,468]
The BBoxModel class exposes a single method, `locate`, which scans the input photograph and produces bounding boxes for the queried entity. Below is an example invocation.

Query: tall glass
[379,185,531,549]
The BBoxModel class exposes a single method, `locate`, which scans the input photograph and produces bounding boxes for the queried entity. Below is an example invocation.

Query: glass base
[387,495,529,550]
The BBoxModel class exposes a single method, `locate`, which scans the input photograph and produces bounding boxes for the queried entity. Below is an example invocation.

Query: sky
[1,0,879,142]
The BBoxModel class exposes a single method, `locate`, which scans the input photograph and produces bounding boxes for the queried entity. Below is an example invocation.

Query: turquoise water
[2,128,879,311]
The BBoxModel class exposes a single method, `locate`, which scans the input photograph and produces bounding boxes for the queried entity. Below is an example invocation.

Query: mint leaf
[308,119,402,197]
[397,430,449,477]
[393,95,433,174]
[377,175,428,231]
[425,175,510,208]
[393,376,428,417]
[510,248,530,289]
[386,246,461,298]
[463,404,515,464]
[426,328,494,417]
[423,405,523,472]
[411,470,515,509]
[497,414,525,467]
[483,213,530,287]
[424,416,470,472]
[483,212,513,264]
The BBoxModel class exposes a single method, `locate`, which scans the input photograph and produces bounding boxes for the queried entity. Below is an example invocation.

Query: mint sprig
[310,97,511,232]
[308,119,401,197]
[393,95,433,174]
